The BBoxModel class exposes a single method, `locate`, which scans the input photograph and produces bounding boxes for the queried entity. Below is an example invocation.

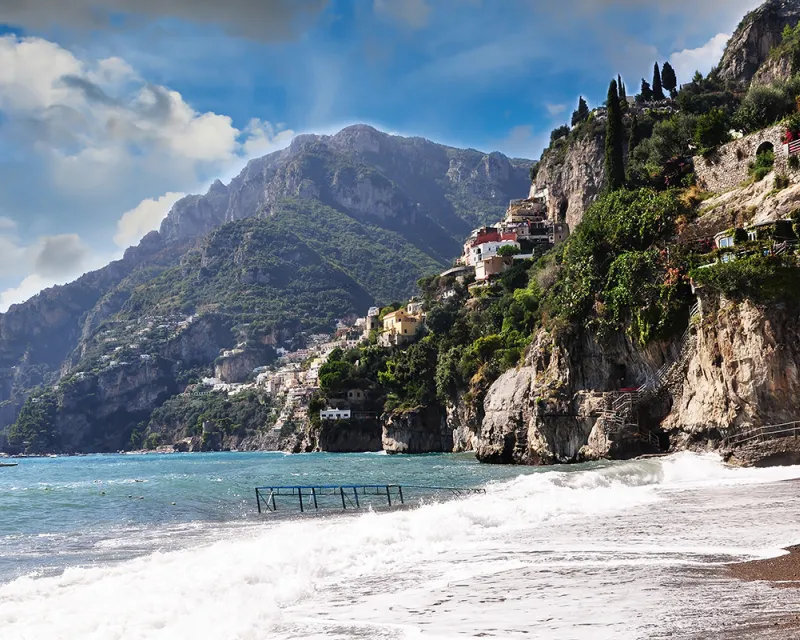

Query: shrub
[694,108,731,155]
[733,76,800,133]
[790,154,800,170]
[775,173,791,190]
[749,148,775,181]
[690,254,800,302]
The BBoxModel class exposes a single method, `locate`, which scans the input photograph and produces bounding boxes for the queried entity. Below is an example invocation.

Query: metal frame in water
[254,484,486,514]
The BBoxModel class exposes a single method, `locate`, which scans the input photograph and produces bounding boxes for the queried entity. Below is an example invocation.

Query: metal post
[353,487,360,508]
[256,489,261,514]
[271,490,277,512]
[340,486,346,509]
[312,487,318,510]
[398,486,404,504]
[298,488,304,513]
[386,485,392,507]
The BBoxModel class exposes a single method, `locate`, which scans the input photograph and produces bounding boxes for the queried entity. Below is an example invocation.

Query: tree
[550,125,570,144]
[640,79,653,102]
[497,244,521,257]
[661,61,677,95]
[628,113,640,156]
[618,75,628,112]
[571,96,590,127]
[652,62,665,100]
[693,108,731,153]
[605,79,626,192]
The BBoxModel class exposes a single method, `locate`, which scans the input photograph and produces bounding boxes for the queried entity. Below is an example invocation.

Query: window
[718,237,733,249]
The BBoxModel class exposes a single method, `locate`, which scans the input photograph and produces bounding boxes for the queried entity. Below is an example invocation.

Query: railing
[255,484,487,514]
[637,303,700,395]
[724,421,800,448]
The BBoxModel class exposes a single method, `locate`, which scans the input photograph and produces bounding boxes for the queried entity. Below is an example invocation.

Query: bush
[733,76,800,133]
[749,148,775,181]
[690,254,800,302]
[790,154,800,169]
[694,108,731,155]
[775,173,791,190]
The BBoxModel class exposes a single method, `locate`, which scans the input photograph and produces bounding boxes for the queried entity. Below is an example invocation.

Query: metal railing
[724,421,800,448]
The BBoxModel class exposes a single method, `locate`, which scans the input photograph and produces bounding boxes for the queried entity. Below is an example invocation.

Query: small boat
[0,462,18,467]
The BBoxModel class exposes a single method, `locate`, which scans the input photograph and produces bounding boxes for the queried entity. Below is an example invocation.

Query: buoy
[171,502,176,506]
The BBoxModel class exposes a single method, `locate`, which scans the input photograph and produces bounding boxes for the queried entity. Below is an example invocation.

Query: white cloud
[0,34,295,310]
[114,192,186,249]
[545,103,567,116]
[670,33,731,85]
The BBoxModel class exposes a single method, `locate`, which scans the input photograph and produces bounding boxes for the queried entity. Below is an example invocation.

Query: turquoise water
[0,451,539,582]
[6,452,800,638]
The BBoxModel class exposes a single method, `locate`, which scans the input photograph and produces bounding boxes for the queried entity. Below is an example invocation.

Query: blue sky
[0,0,762,309]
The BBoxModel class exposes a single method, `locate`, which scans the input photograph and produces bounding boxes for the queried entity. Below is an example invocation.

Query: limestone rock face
[717,0,800,86]
[664,296,800,442]
[160,123,531,246]
[214,349,263,384]
[534,130,605,233]
[751,53,794,86]
[382,406,453,454]
[447,395,482,453]
[477,327,666,465]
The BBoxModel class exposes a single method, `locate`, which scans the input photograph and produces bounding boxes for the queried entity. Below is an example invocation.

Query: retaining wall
[693,124,788,193]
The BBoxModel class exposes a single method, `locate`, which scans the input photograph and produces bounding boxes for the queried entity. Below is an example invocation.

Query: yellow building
[380,308,423,347]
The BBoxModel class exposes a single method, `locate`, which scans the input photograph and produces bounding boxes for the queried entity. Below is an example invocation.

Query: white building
[470,240,519,264]
[320,409,352,421]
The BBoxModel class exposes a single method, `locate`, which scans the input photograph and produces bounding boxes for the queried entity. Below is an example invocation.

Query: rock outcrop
[533,128,605,233]
[664,296,800,445]
[716,0,800,86]
[382,407,453,454]
[476,328,664,465]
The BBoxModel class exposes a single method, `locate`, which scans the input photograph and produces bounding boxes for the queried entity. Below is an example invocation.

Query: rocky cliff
[533,127,605,233]
[382,406,453,454]
[472,292,800,466]
[476,325,666,465]
[664,295,800,444]
[717,0,800,86]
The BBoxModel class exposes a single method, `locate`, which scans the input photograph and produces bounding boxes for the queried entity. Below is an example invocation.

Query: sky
[0,0,763,311]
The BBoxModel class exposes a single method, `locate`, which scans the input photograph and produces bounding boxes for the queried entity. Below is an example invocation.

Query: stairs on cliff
[602,302,701,450]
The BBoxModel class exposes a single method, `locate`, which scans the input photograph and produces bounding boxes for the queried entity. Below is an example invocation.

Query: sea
[2,451,800,639]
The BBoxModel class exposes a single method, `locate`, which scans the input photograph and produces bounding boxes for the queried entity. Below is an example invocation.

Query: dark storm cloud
[0,0,330,41]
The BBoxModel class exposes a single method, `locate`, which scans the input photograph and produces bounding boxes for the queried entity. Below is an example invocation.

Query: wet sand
[729,546,800,586]
[723,547,800,638]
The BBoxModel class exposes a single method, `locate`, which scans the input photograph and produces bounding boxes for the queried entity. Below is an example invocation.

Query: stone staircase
[602,302,701,450]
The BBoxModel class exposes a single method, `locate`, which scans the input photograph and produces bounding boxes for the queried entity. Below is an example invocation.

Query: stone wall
[694,125,788,193]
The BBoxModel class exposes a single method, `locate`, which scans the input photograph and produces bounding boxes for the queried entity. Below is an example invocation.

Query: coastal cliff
[533,126,605,233]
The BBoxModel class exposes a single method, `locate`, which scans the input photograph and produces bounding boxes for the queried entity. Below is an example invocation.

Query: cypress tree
[652,62,665,100]
[661,61,677,95]
[618,75,628,111]
[628,113,640,156]
[571,96,590,126]
[640,79,653,101]
[605,79,625,192]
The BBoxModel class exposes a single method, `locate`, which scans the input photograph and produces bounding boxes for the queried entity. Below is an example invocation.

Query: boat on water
[0,462,18,467]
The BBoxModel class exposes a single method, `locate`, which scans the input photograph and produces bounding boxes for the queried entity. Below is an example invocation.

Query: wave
[2,453,799,639]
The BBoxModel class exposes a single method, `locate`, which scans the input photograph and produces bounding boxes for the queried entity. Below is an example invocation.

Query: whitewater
[2,452,800,639]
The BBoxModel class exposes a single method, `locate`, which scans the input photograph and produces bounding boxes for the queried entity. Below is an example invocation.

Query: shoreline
[729,545,800,587]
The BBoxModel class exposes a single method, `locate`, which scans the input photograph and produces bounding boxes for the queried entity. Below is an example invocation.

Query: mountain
[717,0,800,86]
[0,125,532,451]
